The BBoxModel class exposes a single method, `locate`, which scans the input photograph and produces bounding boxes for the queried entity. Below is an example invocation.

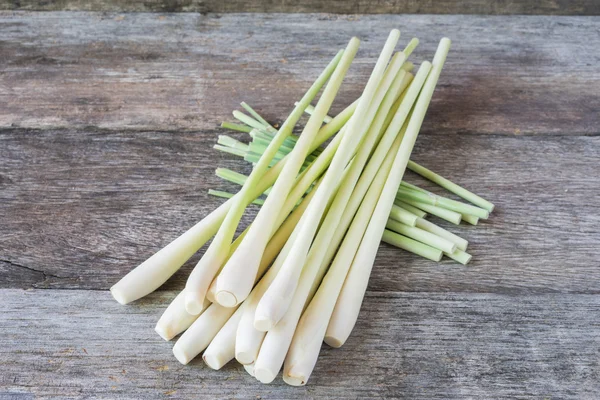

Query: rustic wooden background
[1,3,600,399]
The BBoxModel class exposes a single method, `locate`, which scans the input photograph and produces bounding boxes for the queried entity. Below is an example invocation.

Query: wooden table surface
[1,8,600,400]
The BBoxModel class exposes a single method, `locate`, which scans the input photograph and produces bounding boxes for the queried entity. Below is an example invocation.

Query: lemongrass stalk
[385,219,456,253]
[235,178,331,365]
[221,121,252,133]
[215,168,273,196]
[407,160,494,212]
[154,292,211,341]
[396,186,489,219]
[208,189,265,205]
[252,32,401,333]
[255,49,407,332]
[213,144,248,158]
[185,51,347,314]
[240,102,277,132]
[172,302,237,365]
[394,199,427,218]
[415,217,468,251]
[401,61,414,72]
[253,59,413,384]
[244,362,256,377]
[445,248,472,265]
[202,304,245,370]
[461,213,479,225]
[388,204,417,227]
[282,125,411,386]
[217,135,249,151]
[325,39,452,352]
[207,175,324,304]
[381,230,442,261]
[110,80,353,306]
[232,110,269,132]
[214,38,360,308]
[397,197,462,225]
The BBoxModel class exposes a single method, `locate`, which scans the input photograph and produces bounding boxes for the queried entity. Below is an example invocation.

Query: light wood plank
[0,12,598,135]
[1,289,598,399]
[1,0,599,15]
[2,130,599,294]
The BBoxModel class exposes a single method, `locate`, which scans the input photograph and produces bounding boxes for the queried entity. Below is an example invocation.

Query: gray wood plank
[1,0,599,15]
[2,129,599,294]
[0,12,598,135]
[1,289,598,399]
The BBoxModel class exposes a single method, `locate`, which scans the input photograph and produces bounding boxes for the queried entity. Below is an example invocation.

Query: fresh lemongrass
[172,303,237,365]
[282,122,413,386]
[415,217,468,251]
[394,199,427,218]
[381,230,443,261]
[214,38,360,308]
[461,213,479,225]
[255,44,407,333]
[155,292,211,341]
[217,135,250,152]
[253,54,413,383]
[240,102,277,132]
[206,176,325,303]
[221,121,253,133]
[396,197,462,225]
[184,50,346,315]
[232,110,269,132]
[445,248,472,265]
[396,186,489,219]
[202,304,245,370]
[234,177,330,365]
[388,204,418,227]
[244,362,256,377]
[325,39,451,352]
[385,219,456,253]
[110,51,355,306]
[407,160,494,212]
[208,189,265,205]
[215,168,274,196]
[214,144,247,158]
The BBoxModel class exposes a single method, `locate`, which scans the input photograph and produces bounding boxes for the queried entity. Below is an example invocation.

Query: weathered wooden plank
[1,129,599,294]
[1,289,598,399]
[1,0,599,15]
[0,12,598,135]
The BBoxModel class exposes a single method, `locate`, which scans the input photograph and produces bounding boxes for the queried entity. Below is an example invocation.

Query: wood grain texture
[2,129,600,294]
[1,0,599,15]
[0,12,599,135]
[1,289,599,399]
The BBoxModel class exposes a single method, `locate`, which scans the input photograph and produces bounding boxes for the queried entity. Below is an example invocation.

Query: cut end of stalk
[215,290,239,307]
[283,373,306,386]
[323,335,344,348]
[109,286,130,305]
[184,292,206,315]
[253,316,274,332]
[254,367,277,384]
[202,352,227,370]
[154,323,174,341]
[172,345,191,365]
[235,351,256,365]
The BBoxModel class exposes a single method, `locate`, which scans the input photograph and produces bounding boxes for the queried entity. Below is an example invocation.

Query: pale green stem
[208,189,265,205]
[394,199,427,218]
[241,102,277,132]
[232,110,268,131]
[381,230,442,262]
[396,186,489,219]
[388,204,417,227]
[385,219,456,253]
[415,217,468,251]
[398,197,462,225]
[221,121,252,133]
[444,248,472,265]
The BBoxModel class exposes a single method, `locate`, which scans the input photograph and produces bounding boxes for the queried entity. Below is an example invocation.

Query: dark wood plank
[2,129,599,294]
[0,12,598,135]
[1,289,598,398]
[1,0,599,15]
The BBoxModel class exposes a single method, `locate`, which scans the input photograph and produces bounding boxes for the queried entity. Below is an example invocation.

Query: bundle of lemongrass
[110,30,494,386]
